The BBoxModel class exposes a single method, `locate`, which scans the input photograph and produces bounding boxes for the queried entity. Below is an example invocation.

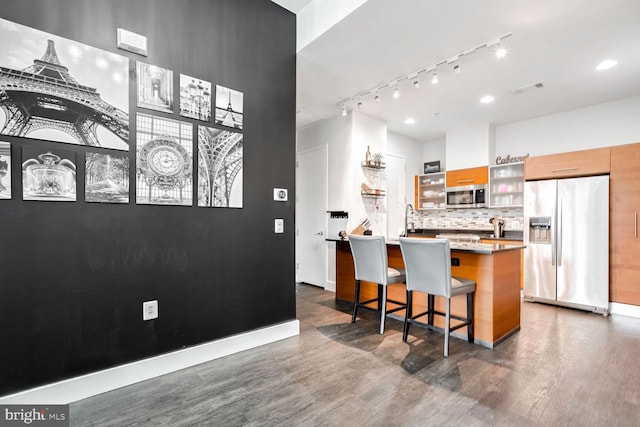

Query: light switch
[275,218,284,233]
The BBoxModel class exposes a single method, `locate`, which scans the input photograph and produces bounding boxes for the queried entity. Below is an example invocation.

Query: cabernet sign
[495,153,529,164]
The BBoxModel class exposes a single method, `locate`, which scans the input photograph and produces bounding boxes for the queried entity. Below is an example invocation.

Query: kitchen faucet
[404,203,415,237]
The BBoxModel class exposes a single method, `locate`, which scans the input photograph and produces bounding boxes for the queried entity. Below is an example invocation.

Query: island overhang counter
[331,238,525,348]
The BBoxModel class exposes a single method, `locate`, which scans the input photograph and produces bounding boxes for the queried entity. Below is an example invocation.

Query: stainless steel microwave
[446,184,487,208]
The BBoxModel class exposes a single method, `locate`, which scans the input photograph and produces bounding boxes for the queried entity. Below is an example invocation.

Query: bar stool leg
[379,284,387,335]
[351,279,361,323]
[467,291,475,343]
[402,289,412,342]
[427,294,435,326]
[444,298,451,358]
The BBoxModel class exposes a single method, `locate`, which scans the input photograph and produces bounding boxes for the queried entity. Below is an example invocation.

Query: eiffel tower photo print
[0,18,129,150]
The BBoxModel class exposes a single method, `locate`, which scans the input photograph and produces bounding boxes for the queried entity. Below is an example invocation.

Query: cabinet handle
[550,167,579,173]
[635,211,638,238]
[457,179,474,183]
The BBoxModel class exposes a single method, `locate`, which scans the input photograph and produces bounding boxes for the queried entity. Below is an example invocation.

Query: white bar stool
[399,237,475,357]
[349,235,407,334]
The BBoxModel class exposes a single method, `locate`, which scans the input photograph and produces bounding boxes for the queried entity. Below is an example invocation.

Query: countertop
[407,228,523,241]
[328,238,525,254]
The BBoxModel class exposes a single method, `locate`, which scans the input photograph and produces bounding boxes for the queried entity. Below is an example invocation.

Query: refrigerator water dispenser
[529,217,552,244]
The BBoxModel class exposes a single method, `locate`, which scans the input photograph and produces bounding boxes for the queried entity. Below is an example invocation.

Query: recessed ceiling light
[596,59,618,71]
[480,95,495,104]
[404,118,415,125]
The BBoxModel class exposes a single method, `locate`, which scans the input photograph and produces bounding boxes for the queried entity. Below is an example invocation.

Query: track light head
[413,78,420,89]
[393,87,400,99]
[453,64,461,74]
[495,43,507,59]
[431,72,439,85]
[340,102,347,116]
[374,93,381,103]
[357,101,363,109]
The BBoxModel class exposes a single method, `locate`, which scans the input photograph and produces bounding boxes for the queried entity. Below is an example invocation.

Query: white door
[386,153,406,239]
[296,145,327,287]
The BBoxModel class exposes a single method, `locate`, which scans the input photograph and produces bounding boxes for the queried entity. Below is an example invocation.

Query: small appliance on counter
[327,211,348,239]
[489,215,505,237]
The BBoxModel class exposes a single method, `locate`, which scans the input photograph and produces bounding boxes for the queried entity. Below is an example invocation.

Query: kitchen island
[332,238,525,348]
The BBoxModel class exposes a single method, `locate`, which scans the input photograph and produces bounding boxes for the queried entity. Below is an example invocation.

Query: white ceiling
[275,0,640,142]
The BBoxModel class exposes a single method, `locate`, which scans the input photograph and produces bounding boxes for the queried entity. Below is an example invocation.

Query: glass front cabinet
[488,162,524,207]
[415,172,446,210]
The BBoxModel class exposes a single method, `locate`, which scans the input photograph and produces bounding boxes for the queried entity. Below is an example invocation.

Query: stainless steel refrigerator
[523,175,609,314]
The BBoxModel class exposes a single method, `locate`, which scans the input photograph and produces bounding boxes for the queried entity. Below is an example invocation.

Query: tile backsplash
[410,207,524,231]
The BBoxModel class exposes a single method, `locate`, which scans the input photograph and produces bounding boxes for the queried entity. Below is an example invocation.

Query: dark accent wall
[0,0,296,395]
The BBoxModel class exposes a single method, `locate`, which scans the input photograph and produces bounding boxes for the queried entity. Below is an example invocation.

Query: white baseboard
[610,302,640,318]
[0,320,300,405]
[324,280,336,292]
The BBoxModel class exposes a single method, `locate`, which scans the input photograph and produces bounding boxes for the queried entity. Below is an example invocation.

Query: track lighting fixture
[495,43,507,59]
[336,32,512,114]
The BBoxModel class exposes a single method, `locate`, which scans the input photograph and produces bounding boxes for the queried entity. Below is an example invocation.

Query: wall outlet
[273,188,288,201]
[143,300,158,320]
[275,218,284,233]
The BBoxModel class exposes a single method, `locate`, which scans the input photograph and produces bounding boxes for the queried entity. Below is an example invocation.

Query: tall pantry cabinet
[610,142,640,305]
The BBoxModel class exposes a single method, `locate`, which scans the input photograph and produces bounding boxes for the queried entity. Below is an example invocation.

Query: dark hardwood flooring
[70,283,640,426]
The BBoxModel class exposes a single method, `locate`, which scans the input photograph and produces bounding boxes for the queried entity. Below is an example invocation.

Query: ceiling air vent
[510,82,544,95]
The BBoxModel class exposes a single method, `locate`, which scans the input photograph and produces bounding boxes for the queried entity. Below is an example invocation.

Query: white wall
[352,112,387,236]
[495,95,640,156]
[422,137,446,171]
[446,123,492,170]
[388,130,422,201]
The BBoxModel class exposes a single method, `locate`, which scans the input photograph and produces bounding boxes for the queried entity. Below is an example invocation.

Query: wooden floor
[70,283,640,426]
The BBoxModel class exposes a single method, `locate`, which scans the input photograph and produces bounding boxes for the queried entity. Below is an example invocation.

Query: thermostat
[273,188,288,201]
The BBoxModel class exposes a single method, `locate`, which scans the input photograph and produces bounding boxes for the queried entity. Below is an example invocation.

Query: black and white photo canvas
[179,74,211,121]
[22,146,76,201]
[214,85,243,130]
[136,113,192,206]
[137,61,174,114]
[85,152,129,204]
[198,126,243,208]
[0,141,10,199]
[0,18,129,151]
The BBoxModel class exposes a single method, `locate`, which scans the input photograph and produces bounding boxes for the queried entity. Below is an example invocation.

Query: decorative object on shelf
[0,18,130,151]
[372,152,383,167]
[198,126,243,208]
[424,160,441,174]
[22,147,76,202]
[179,74,212,121]
[214,85,244,130]
[365,145,371,165]
[136,113,193,206]
[361,182,384,196]
[85,152,130,204]
[137,61,174,114]
[0,142,10,199]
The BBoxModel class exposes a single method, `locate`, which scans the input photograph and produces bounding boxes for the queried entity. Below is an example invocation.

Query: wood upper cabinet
[445,166,488,187]
[610,142,640,305]
[610,142,640,193]
[524,147,610,181]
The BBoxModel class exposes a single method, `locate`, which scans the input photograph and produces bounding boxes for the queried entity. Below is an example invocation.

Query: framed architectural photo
[179,74,211,121]
[214,85,243,130]
[136,113,193,206]
[22,146,76,201]
[0,141,10,199]
[198,125,243,208]
[85,152,130,203]
[0,18,130,151]
[137,61,174,114]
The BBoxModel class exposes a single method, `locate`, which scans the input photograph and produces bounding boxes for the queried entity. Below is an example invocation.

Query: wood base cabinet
[610,143,640,305]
